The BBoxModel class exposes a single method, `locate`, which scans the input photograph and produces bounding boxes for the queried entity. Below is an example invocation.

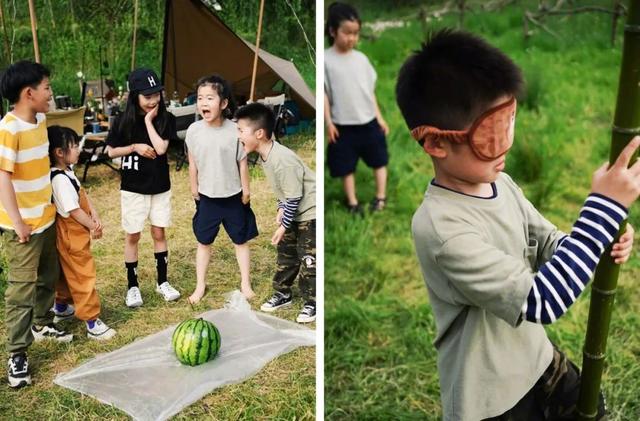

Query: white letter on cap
[148,76,156,87]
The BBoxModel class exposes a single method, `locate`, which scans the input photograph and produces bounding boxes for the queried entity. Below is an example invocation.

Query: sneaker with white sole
[296,301,316,323]
[260,291,292,312]
[156,282,180,302]
[7,353,31,388]
[31,324,73,343]
[126,286,143,308]
[52,303,75,323]
[86,319,117,341]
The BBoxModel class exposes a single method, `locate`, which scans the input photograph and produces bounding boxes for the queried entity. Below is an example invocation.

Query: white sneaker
[86,319,116,341]
[31,324,73,343]
[52,303,75,323]
[296,302,316,323]
[156,282,180,302]
[126,286,143,308]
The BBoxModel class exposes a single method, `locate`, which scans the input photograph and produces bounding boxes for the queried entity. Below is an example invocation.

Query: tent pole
[131,0,139,71]
[28,0,40,63]
[249,0,265,102]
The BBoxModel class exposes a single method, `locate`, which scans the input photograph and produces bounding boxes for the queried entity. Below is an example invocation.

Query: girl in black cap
[106,68,181,308]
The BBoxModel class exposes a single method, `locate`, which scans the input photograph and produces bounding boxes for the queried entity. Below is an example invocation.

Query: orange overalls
[54,173,101,321]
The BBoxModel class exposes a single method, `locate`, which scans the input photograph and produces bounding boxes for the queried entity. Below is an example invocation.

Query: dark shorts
[483,345,607,421]
[327,118,388,178]
[192,192,259,245]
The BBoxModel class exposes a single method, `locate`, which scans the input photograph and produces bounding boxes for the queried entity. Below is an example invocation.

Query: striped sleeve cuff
[522,194,627,324]
[281,197,302,229]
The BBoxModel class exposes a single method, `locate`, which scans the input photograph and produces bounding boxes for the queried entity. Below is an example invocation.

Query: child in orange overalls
[48,126,116,340]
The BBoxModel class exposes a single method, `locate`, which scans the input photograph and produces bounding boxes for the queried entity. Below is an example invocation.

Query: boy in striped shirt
[396,30,637,420]
[236,103,316,324]
[0,61,73,389]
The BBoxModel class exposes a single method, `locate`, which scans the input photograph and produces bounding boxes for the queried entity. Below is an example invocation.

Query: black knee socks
[155,251,168,285]
[126,261,138,289]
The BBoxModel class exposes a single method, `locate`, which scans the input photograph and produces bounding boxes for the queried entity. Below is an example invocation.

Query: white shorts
[120,190,172,234]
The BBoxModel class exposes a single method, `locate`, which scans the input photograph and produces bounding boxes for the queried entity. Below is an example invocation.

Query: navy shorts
[327,118,389,178]
[192,192,259,245]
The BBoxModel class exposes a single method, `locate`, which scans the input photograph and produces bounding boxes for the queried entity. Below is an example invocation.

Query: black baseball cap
[127,68,163,95]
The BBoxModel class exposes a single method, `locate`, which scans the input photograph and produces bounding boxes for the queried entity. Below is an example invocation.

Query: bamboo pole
[0,0,11,61]
[131,0,139,71]
[249,0,265,102]
[577,1,640,419]
[27,0,40,63]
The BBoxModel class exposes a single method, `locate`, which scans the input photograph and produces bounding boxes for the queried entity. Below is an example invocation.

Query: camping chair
[46,106,118,182]
[168,104,198,171]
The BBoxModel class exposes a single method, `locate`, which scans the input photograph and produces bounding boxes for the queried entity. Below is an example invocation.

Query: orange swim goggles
[411,97,517,161]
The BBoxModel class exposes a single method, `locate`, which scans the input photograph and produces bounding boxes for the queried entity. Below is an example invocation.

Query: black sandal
[346,202,364,216]
[370,197,387,212]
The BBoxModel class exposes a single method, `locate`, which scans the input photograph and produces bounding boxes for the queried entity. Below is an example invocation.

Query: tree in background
[0,0,315,105]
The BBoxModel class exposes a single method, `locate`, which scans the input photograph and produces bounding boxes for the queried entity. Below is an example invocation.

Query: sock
[87,319,96,329]
[126,261,138,289]
[154,251,168,286]
[54,302,68,313]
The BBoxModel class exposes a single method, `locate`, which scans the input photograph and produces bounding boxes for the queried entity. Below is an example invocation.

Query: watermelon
[172,318,221,366]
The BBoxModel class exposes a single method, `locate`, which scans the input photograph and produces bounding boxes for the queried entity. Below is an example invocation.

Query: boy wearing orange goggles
[396,29,638,420]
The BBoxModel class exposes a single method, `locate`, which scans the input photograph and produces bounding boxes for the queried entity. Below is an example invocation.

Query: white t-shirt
[324,46,377,125]
[185,119,246,198]
[51,168,81,218]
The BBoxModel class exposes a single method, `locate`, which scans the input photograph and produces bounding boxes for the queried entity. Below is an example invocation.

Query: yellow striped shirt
[0,112,55,233]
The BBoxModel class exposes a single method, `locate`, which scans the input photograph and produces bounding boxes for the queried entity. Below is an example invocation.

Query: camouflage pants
[484,345,607,421]
[272,219,315,302]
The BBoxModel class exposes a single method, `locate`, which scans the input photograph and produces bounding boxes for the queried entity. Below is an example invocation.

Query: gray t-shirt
[412,173,563,420]
[260,141,315,222]
[185,119,246,198]
[324,46,377,125]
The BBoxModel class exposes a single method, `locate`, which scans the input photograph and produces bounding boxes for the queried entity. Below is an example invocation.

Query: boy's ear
[220,98,229,111]
[21,86,32,101]
[422,137,448,159]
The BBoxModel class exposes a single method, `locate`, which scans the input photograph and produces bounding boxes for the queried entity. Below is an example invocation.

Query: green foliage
[325,1,640,419]
[0,0,315,105]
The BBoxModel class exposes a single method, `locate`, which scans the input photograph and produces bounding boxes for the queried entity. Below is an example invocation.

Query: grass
[324,1,640,420]
[0,133,316,420]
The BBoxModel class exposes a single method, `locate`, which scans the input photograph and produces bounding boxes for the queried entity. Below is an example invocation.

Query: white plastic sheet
[54,291,315,420]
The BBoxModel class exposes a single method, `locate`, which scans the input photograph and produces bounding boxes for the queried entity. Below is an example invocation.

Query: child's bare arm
[188,150,199,200]
[239,157,250,204]
[86,195,103,231]
[107,144,156,159]
[0,169,30,242]
[324,93,339,143]
[144,106,169,155]
[373,94,389,135]
[69,207,97,231]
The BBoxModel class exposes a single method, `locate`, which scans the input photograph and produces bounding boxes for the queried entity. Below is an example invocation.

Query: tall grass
[325,1,640,419]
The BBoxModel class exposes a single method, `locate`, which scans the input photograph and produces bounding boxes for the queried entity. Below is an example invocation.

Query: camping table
[80,132,119,182]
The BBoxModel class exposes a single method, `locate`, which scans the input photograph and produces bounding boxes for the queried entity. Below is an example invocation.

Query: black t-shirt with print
[106,113,177,194]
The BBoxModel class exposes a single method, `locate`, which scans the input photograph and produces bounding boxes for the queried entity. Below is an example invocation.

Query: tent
[162,0,315,118]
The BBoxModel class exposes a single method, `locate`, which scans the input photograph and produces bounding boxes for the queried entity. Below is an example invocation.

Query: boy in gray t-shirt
[236,103,316,324]
[396,30,638,420]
